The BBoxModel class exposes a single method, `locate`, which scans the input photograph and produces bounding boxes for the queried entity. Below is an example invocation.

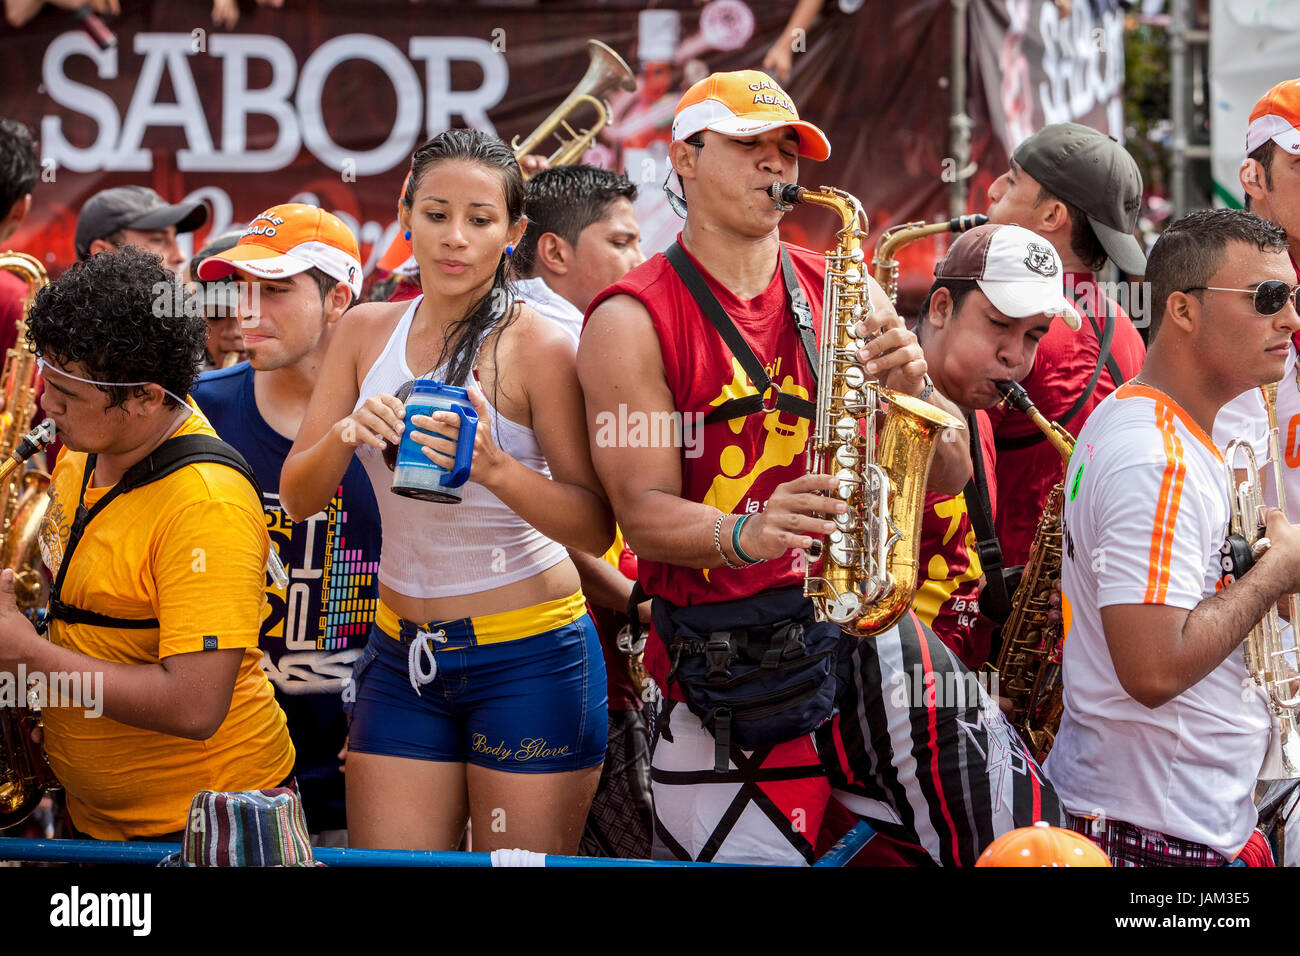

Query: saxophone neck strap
[666,241,818,425]
[995,290,1124,452]
[962,413,1010,626]
[47,435,262,631]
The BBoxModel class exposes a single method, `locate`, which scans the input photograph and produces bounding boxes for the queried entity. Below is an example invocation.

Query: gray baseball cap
[75,185,208,260]
[1012,123,1146,275]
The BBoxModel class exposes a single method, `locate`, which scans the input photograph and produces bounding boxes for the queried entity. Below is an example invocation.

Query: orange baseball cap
[975,821,1111,867]
[1247,78,1300,156]
[198,203,363,299]
[376,171,419,277]
[672,70,830,162]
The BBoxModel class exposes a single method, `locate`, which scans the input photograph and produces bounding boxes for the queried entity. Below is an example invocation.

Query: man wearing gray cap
[983,123,1147,569]
[75,185,207,275]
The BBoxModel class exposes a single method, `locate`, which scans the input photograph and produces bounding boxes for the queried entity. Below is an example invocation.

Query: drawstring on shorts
[407,629,447,695]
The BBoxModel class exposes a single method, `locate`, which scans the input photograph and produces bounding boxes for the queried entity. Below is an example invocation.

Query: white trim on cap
[671,99,831,159]
[223,240,363,298]
[1248,114,1300,156]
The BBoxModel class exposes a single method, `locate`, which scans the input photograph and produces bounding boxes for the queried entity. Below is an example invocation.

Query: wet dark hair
[1145,208,1289,338]
[27,245,206,410]
[513,165,637,277]
[0,118,38,219]
[402,128,524,387]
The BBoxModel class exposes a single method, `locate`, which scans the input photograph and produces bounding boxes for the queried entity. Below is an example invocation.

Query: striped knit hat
[161,787,322,867]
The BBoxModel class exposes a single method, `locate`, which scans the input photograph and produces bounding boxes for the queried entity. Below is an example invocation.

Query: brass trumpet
[1222,435,1300,780]
[511,39,635,177]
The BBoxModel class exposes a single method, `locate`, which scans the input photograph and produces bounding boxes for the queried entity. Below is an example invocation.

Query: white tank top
[354,296,568,599]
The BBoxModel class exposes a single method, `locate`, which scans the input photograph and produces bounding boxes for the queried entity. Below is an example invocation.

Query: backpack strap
[962,413,1010,627]
[665,241,817,425]
[47,434,262,631]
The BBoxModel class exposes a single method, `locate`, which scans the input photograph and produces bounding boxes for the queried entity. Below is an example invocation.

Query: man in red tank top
[579,70,1061,866]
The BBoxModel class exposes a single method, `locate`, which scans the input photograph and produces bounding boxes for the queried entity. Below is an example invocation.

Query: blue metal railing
[0,820,876,867]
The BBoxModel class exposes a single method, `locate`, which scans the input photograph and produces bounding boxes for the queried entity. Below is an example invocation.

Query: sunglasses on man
[1183,279,1300,316]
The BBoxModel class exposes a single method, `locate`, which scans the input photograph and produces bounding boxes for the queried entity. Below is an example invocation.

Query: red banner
[1,0,1125,304]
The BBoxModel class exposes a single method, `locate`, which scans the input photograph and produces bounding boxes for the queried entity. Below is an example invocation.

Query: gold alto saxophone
[871,214,988,304]
[0,250,59,829]
[769,184,965,638]
[991,380,1073,762]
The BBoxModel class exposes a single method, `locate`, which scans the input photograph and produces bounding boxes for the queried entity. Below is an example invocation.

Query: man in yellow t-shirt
[0,244,294,841]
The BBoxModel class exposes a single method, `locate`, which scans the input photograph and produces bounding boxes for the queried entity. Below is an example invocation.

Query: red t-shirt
[985,273,1145,567]
[587,240,824,696]
[0,269,26,357]
[914,410,997,669]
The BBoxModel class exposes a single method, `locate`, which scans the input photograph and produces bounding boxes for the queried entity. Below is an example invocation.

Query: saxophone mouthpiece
[994,380,1034,414]
[950,213,989,233]
[769,182,803,212]
[0,419,56,483]
[15,419,55,461]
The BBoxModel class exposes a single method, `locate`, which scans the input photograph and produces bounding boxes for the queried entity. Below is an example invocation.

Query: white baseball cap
[934,223,1081,330]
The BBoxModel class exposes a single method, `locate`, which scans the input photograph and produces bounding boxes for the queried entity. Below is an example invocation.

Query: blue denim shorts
[347,595,607,773]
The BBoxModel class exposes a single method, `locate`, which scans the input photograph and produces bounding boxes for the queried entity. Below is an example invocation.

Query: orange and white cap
[1247,78,1300,156]
[197,203,363,299]
[376,171,419,278]
[671,70,830,161]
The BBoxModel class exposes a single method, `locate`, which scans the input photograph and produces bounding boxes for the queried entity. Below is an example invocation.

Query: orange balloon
[975,820,1111,867]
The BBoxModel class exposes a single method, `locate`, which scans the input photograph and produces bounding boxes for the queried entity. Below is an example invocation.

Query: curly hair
[27,245,206,410]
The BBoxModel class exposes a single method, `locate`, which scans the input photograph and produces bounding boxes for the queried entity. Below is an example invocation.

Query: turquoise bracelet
[731,513,764,565]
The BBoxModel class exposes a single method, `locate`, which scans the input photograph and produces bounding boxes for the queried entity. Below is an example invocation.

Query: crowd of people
[0,63,1298,868]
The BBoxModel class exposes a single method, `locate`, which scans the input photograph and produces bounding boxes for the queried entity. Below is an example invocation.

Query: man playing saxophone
[910,223,1080,670]
[578,69,1060,867]
[1048,209,1300,866]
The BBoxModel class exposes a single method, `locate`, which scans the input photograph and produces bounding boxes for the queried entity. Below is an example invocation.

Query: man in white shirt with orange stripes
[1046,209,1300,866]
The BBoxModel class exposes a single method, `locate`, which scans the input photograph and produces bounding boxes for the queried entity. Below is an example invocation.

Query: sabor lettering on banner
[40,32,509,175]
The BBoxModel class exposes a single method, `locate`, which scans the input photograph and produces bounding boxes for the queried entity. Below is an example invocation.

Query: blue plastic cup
[391,380,479,503]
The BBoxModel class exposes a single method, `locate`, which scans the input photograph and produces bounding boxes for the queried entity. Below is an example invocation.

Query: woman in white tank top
[282,130,614,854]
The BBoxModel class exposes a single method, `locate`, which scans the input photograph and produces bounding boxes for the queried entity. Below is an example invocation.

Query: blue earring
[505,245,514,256]
[403,230,411,241]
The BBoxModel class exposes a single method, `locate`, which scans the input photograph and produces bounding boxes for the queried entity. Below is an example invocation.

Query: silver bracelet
[714,513,745,570]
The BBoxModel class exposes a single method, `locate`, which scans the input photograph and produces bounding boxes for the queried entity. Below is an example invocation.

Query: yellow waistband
[375,590,587,646]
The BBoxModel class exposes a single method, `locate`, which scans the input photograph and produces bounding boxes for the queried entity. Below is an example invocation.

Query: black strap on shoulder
[996,290,1121,452]
[47,433,262,630]
[665,241,817,425]
[962,413,1010,626]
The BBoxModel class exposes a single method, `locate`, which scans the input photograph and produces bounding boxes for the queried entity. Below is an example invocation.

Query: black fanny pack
[650,586,849,772]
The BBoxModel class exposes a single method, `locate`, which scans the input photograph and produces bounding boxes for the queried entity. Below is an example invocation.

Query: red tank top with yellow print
[588,239,822,608]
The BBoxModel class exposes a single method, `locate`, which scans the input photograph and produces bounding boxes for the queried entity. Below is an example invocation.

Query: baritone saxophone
[0,250,59,830]
[991,380,1073,762]
[769,184,965,638]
